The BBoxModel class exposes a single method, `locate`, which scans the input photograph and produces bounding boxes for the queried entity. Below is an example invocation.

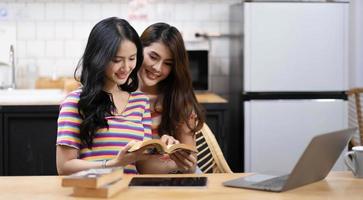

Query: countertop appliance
[229,1,350,172]
[187,50,209,91]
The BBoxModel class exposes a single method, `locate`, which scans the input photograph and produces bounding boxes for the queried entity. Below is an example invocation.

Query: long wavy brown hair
[140,23,205,137]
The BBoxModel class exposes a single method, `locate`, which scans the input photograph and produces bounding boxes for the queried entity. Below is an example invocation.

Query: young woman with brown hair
[137,23,205,173]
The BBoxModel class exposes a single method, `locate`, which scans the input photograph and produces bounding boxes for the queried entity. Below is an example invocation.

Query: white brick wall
[0,0,239,96]
[45,3,63,20]
[55,22,73,39]
[26,40,45,57]
[27,3,45,20]
[37,22,55,39]
[17,21,36,40]
[64,3,83,21]
[83,4,101,21]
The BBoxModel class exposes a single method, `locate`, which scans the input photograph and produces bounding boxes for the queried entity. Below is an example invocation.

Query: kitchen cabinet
[201,102,228,155]
[1,105,59,176]
[196,92,228,156]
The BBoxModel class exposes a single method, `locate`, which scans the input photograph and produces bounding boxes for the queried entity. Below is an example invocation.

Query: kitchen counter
[0,89,66,106]
[196,92,227,103]
[0,89,227,106]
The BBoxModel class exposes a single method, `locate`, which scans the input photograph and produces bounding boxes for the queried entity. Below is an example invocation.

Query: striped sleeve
[141,94,152,140]
[56,91,82,149]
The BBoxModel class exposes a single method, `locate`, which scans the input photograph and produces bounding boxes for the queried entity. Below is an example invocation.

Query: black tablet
[128,177,207,187]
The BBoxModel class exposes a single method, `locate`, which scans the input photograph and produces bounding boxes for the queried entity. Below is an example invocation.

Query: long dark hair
[74,17,143,148]
[140,22,204,137]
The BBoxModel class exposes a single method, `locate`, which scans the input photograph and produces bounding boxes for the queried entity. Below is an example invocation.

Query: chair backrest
[347,88,363,145]
[196,123,233,173]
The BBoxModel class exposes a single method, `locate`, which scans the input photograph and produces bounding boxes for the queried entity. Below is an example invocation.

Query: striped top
[147,95,162,138]
[56,89,152,174]
[150,110,162,138]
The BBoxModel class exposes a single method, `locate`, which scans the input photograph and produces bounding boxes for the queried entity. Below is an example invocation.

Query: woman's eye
[112,60,121,63]
[165,62,173,66]
[149,54,157,60]
[129,57,136,61]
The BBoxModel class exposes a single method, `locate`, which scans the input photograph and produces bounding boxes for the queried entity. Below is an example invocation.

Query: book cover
[72,178,125,198]
[128,139,198,154]
[62,167,124,189]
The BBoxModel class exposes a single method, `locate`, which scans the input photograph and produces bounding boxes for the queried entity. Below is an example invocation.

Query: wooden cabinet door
[3,106,58,175]
[205,111,225,149]
[202,103,228,156]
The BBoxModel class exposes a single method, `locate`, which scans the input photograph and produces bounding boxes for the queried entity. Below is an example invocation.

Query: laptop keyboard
[252,175,290,189]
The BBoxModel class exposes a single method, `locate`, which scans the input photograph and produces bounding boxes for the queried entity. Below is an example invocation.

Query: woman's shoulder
[61,89,82,105]
[130,91,149,101]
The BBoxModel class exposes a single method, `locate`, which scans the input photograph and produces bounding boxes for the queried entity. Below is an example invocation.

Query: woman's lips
[116,71,128,79]
[145,69,160,80]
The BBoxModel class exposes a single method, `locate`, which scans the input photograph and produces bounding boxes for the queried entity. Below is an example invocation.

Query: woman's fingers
[173,139,180,144]
[170,151,196,172]
[160,135,180,145]
[115,140,147,165]
[175,151,196,164]
[120,140,137,155]
[169,154,188,171]
[160,135,168,144]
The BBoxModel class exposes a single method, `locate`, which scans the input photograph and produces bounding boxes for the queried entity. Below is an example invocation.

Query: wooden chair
[196,123,233,173]
[347,88,363,146]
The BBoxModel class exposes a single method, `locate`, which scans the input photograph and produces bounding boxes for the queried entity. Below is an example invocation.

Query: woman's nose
[121,60,131,70]
[151,61,162,73]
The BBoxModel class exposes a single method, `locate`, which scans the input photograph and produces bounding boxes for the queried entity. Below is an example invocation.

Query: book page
[128,139,166,154]
[128,139,197,154]
[166,143,198,154]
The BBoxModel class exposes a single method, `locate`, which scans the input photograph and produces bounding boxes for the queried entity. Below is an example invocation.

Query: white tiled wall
[0,0,240,96]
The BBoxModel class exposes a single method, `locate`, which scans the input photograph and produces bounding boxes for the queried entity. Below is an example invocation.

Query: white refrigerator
[229,1,349,173]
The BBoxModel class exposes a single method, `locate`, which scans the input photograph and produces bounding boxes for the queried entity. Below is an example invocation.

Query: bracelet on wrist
[102,160,108,168]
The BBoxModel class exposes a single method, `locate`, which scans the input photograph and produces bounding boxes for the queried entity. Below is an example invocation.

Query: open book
[128,139,198,154]
[62,167,123,189]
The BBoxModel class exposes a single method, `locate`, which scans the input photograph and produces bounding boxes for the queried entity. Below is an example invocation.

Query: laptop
[223,128,357,192]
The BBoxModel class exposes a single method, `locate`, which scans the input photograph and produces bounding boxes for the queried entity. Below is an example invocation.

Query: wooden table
[0,172,361,199]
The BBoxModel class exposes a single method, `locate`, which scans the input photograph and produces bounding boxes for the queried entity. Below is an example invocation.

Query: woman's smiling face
[139,41,173,89]
[104,40,137,87]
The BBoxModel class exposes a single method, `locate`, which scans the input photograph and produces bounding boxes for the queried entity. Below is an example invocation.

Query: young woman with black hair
[56,17,152,175]
[137,23,205,174]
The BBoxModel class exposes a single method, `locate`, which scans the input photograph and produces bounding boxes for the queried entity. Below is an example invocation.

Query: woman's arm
[57,141,150,175]
[56,93,98,175]
[56,145,103,175]
[170,114,198,173]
